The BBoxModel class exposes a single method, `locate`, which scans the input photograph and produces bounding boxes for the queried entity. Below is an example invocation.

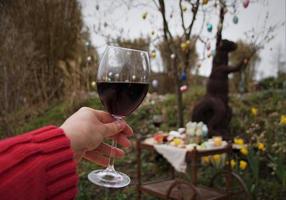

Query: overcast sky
[80,0,286,80]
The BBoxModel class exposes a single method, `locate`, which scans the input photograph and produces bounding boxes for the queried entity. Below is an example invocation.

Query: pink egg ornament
[243,0,250,8]
[180,85,188,93]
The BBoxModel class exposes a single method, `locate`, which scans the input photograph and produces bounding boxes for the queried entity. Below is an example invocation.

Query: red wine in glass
[97,82,149,117]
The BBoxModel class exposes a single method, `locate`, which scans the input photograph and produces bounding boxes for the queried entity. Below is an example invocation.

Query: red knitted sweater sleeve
[0,126,78,200]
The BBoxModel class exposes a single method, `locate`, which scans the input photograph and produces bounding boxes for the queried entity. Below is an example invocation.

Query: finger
[95,143,125,157]
[94,110,115,123]
[84,152,109,167]
[113,134,131,148]
[122,123,133,137]
[102,121,126,138]
[95,112,133,137]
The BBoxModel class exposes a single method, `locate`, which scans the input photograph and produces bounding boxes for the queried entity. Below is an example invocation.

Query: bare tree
[0,0,97,135]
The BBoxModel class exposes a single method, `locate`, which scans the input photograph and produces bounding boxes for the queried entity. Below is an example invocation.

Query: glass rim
[106,45,149,54]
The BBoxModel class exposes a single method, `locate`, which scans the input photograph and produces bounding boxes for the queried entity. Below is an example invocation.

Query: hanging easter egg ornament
[202,0,208,5]
[91,81,96,88]
[243,0,250,8]
[186,40,191,46]
[207,23,213,32]
[180,85,188,93]
[182,6,187,12]
[181,71,187,81]
[85,41,91,48]
[87,56,92,62]
[207,42,211,50]
[170,53,176,59]
[211,50,216,56]
[152,80,159,88]
[151,50,156,59]
[142,12,148,20]
[233,15,239,24]
[180,42,188,51]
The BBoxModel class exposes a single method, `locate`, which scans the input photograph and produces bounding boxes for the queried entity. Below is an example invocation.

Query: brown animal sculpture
[192,39,248,139]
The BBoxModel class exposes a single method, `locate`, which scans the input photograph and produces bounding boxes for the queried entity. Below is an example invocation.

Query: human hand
[61,107,133,166]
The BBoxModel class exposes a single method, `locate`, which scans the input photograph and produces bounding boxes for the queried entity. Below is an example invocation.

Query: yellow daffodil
[239,160,248,170]
[234,137,244,145]
[202,156,210,165]
[230,159,236,168]
[202,0,208,5]
[257,143,266,151]
[280,115,286,125]
[240,147,248,156]
[212,154,221,161]
[251,107,258,116]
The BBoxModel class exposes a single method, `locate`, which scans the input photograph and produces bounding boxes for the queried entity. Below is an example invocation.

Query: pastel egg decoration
[152,79,159,88]
[180,85,188,93]
[202,0,208,5]
[207,23,213,32]
[233,15,239,24]
[180,42,188,51]
[211,49,216,56]
[151,50,156,59]
[181,71,187,81]
[206,42,211,50]
[170,53,176,59]
[142,12,148,20]
[243,0,250,8]
[186,121,208,144]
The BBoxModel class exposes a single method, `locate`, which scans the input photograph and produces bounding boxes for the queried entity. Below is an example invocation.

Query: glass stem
[106,138,117,171]
[106,116,122,172]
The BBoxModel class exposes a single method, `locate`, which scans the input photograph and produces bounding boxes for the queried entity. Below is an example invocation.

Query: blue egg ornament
[207,23,213,32]
[233,15,239,24]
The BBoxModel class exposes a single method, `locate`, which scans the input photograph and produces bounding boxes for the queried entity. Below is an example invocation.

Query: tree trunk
[172,56,184,127]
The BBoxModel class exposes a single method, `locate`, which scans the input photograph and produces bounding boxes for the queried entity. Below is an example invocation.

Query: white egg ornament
[152,79,159,88]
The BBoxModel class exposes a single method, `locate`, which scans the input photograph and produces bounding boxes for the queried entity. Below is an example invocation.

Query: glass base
[88,169,130,188]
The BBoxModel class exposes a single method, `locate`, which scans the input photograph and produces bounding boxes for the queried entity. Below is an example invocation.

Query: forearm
[0,126,78,200]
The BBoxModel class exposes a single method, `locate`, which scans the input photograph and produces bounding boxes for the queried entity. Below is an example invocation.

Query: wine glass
[88,46,150,188]
[152,115,163,128]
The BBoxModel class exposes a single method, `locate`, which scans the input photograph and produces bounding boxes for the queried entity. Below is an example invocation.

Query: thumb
[103,120,126,138]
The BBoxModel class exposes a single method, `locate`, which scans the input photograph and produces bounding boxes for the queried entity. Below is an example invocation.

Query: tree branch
[186,0,200,38]
[179,0,187,37]
[216,0,226,48]
[158,0,173,41]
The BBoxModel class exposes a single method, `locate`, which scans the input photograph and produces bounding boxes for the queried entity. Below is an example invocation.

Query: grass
[3,86,285,199]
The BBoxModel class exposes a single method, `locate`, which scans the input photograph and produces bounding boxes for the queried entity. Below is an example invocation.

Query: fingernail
[115,120,125,130]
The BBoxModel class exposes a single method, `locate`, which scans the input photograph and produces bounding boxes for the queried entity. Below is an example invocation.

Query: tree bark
[172,56,184,128]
